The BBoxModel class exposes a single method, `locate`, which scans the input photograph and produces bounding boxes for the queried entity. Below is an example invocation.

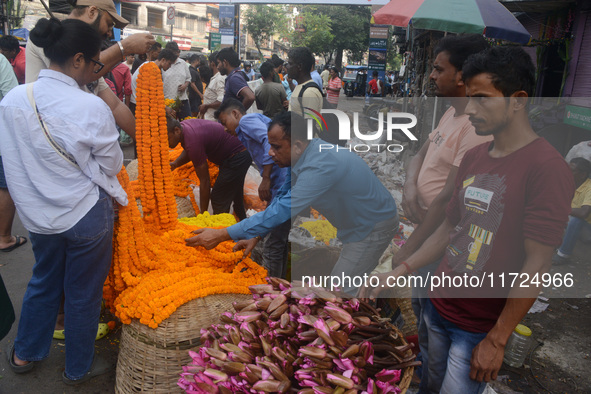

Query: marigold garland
[135,62,177,232]
[104,65,268,329]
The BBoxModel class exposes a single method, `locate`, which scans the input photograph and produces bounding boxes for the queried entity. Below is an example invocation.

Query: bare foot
[55,313,65,331]
[13,352,30,366]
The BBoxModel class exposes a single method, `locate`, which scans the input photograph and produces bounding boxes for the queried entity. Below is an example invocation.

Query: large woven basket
[372,321,415,394]
[115,293,250,393]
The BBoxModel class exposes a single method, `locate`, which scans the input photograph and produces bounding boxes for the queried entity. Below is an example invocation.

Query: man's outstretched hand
[232,237,260,260]
[185,228,230,249]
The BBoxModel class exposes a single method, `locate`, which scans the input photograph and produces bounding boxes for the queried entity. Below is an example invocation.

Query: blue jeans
[14,189,114,380]
[262,219,291,278]
[423,299,487,394]
[331,215,399,295]
[557,215,591,256]
[412,259,441,394]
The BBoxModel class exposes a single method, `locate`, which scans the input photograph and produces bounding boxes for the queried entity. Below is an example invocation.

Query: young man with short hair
[131,49,177,114]
[199,51,226,121]
[287,47,323,115]
[255,61,288,119]
[361,46,574,394]
[215,99,289,277]
[217,47,255,110]
[393,34,491,392]
[163,41,192,119]
[0,35,25,84]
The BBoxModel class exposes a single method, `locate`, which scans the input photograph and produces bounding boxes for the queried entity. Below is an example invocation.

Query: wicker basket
[367,321,415,394]
[115,293,250,393]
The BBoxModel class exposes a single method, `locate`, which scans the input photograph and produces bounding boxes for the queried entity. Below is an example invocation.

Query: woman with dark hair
[0,18,127,385]
[326,66,342,109]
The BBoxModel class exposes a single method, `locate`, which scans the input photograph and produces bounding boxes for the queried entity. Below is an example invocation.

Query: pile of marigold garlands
[103,62,267,329]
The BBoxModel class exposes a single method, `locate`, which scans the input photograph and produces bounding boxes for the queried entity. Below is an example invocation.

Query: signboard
[368,25,388,74]
[564,105,591,131]
[166,6,175,26]
[219,5,235,36]
[209,33,222,50]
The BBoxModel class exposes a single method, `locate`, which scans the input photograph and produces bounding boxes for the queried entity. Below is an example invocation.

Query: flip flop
[0,235,27,252]
[53,323,110,341]
[7,344,35,374]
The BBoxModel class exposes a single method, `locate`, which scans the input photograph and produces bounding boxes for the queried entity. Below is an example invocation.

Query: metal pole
[170,24,173,41]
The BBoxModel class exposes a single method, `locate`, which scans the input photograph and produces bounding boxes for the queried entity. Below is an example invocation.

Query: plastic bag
[190,184,214,215]
[566,140,591,163]
[243,166,267,212]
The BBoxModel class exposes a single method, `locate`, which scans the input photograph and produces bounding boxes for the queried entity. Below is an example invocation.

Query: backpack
[297,81,346,146]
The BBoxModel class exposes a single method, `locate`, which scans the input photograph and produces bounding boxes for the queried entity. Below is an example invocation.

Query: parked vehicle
[342,65,367,97]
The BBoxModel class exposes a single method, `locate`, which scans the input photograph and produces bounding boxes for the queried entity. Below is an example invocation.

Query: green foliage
[290,6,371,68]
[244,5,286,60]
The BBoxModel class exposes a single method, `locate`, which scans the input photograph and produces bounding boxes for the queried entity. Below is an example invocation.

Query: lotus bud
[267,294,287,313]
[280,312,290,329]
[252,379,282,392]
[235,311,262,323]
[326,373,354,389]
[249,284,275,295]
[256,297,272,310]
[220,343,241,353]
[205,348,227,361]
[221,361,245,375]
[228,326,241,345]
[359,342,374,365]
[299,346,327,359]
[203,368,228,382]
[324,303,353,324]
[341,344,360,359]
[330,330,348,347]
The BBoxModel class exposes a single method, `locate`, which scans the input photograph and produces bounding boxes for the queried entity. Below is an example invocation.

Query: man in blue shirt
[186,112,398,294]
[215,99,290,278]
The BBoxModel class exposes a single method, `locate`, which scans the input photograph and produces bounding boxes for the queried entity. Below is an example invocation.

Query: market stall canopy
[372,0,532,44]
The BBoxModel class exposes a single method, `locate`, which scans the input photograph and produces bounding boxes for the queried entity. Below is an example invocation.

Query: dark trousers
[179,100,191,120]
[211,150,252,220]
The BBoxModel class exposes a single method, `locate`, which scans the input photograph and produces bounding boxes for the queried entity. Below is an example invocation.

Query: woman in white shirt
[0,17,126,385]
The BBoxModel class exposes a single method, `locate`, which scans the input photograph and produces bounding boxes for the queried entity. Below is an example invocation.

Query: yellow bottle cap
[514,324,532,337]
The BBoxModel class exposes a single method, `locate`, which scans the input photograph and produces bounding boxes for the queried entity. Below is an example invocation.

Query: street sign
[166,6,175,26]
[564,105,591,131]
[209,33,222,50]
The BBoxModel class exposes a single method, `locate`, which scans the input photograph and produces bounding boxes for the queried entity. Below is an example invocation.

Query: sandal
[53,323,110,341]
[7,344,35,374]
[0,235,27,252]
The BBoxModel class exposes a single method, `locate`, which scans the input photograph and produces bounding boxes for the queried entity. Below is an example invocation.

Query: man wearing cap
[25,0,156,140]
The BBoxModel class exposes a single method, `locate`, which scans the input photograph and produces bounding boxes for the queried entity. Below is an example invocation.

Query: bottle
[503,324,532,368]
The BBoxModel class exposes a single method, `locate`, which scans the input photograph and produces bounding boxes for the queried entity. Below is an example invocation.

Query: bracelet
[254,235,262,242]
[400,261,414,274]
[117,41,125,62]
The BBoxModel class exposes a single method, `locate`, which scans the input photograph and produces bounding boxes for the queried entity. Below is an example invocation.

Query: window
[147,8,163,29]
[121,3,138,26]
[175,15,183,29]
[197,20,206,33]
[186,18,195,32]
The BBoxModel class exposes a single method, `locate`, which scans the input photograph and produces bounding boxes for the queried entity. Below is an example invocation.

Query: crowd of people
[0,1,586,393]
